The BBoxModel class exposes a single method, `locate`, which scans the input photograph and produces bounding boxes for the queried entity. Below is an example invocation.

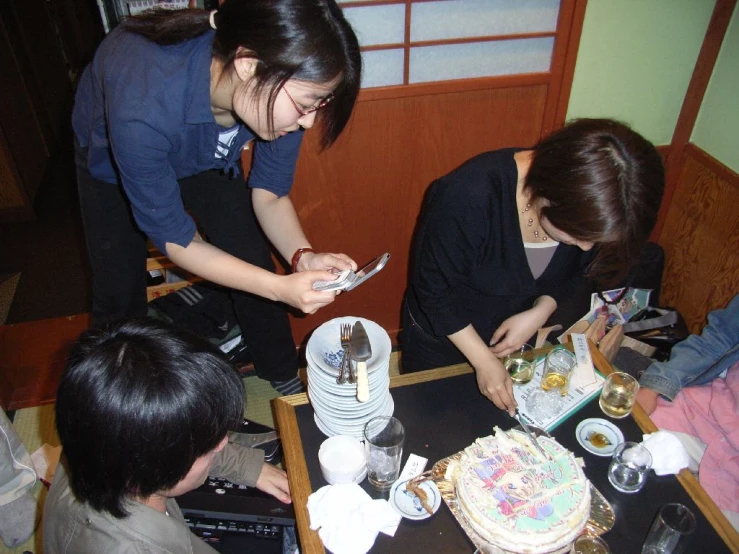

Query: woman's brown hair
[525,118,665,285]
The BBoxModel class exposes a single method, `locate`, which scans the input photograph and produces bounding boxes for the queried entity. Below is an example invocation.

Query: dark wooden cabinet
[0,0,103,221]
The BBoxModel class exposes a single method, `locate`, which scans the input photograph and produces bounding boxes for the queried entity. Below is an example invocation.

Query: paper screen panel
[411,0,560,41]
[361,49,406,88]
[342,4,406,47]
[409,37,554,84]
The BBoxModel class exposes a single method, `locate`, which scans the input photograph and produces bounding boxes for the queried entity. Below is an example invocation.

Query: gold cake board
[430,453,615,554]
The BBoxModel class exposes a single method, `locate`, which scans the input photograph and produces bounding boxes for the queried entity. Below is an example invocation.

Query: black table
[274,361,738,553]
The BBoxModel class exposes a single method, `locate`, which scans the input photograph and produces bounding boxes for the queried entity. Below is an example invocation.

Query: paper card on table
[570,333,597,389]
[381,453,427,536]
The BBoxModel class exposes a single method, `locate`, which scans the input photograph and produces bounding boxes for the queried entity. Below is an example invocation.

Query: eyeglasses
[282,87,334,116]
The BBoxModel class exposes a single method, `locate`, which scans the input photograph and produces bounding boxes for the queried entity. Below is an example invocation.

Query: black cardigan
[407,148,595,342]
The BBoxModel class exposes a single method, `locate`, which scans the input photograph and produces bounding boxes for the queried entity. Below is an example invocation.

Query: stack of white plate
[306,316,393,439]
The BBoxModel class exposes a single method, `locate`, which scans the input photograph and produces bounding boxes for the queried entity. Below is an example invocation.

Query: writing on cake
[452,427,590,553]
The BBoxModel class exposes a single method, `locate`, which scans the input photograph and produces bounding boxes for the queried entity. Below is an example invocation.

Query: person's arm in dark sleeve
[413,178,488,337]
[413,177,518,413]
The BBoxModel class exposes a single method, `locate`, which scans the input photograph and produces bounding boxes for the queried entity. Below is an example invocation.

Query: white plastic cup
[318,435,367,485]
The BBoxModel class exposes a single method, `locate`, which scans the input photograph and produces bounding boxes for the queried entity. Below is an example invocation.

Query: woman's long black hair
[124,0,361,148]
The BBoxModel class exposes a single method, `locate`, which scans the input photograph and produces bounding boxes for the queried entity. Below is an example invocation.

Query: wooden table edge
[276,345,739,554]
[272,395,326,554]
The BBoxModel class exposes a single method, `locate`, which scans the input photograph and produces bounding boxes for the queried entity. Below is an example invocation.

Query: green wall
[566,0,714,146]
[691,6,739,172]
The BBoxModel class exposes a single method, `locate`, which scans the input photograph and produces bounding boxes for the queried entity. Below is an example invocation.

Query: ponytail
[123,8,212,45]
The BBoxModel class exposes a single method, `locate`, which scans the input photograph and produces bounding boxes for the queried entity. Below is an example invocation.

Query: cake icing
[455,427,590,553]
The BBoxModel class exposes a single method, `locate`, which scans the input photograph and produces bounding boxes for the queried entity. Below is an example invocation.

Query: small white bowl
[318,435,367,485]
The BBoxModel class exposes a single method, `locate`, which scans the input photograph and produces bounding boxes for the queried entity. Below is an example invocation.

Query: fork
[337,323,352,384]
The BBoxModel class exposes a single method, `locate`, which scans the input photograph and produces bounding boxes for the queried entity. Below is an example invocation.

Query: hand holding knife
[512,409,552,460]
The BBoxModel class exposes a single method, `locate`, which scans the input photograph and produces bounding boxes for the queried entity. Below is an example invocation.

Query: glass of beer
[599,372,640,419]
[541,346,577,395]
[505,343,536,384]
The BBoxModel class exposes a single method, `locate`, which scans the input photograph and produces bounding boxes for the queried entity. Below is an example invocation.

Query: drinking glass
[505,343,536,384]
[607,441,652,493]
[363,416,405,491]
[573,534,612,554]
[641,503,696,554]
[541,346,577,395]
[600,372,639,419]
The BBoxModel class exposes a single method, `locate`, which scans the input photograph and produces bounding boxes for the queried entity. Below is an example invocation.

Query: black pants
[76,145,298,381]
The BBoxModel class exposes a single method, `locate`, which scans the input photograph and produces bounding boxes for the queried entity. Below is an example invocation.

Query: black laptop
[179,475,296,552]
[178,420,296,553]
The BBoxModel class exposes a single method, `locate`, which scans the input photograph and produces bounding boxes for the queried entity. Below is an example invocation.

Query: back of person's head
[123,0,361,148]
[526,118,665,283]
[55,318,244,518]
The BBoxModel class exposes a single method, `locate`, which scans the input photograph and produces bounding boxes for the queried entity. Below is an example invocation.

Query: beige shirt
[43,443,264,553]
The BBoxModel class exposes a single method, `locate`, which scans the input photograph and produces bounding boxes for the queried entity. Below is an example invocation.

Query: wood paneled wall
[658,143,739,333]
[285,83,549,347]
[651,0,737,333]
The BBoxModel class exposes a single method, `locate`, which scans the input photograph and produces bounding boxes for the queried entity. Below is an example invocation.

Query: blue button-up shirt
[72,27,303,252]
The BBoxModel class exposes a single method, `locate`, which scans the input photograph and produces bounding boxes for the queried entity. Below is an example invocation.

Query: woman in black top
[401,119,665,413]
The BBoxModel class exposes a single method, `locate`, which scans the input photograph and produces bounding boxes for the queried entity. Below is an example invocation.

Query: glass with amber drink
[525,346,576,419]
[600,371,639,418]
[541,346,577,395]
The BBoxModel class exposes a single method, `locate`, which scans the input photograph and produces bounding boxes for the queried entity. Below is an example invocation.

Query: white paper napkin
[307,483,399,554]
[641,431,691,476]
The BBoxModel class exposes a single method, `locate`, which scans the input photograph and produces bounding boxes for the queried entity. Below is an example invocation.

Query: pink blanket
[651,362,739,512]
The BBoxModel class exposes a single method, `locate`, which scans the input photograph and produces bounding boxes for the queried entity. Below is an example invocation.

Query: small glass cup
[599,372,640,419]
[573,534,612,554]
[363,416,405,491]
[505,343,536,384]
[641,503,696,554]
[607,441,652,493]
[542,346,577,395]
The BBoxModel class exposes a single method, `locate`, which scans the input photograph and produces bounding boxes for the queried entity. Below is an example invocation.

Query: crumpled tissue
[642,431,691,476]
[307,483,399,554]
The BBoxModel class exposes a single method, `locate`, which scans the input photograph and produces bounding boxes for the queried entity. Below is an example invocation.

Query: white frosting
[456,428,590,553]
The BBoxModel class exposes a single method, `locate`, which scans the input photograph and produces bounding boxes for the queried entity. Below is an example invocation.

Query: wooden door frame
[652,0,737,241]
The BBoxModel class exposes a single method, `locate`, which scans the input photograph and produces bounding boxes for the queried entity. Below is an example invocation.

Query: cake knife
[512,409,551,460]
[350,321,372,403]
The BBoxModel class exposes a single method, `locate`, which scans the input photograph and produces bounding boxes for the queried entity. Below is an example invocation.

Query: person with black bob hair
[74,0,362,396]
[43,318,290,552]
[401,118,665,414]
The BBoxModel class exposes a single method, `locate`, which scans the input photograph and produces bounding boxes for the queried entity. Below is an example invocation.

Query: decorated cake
[451,427,590,553]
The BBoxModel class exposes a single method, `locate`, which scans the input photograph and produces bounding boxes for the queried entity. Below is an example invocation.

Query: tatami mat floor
[2,351,402,553]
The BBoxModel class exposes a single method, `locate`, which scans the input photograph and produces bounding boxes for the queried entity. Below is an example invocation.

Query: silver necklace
[522,203,548,241]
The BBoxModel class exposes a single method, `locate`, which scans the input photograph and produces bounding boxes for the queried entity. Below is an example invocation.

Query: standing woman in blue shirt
[73,0,361,394]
